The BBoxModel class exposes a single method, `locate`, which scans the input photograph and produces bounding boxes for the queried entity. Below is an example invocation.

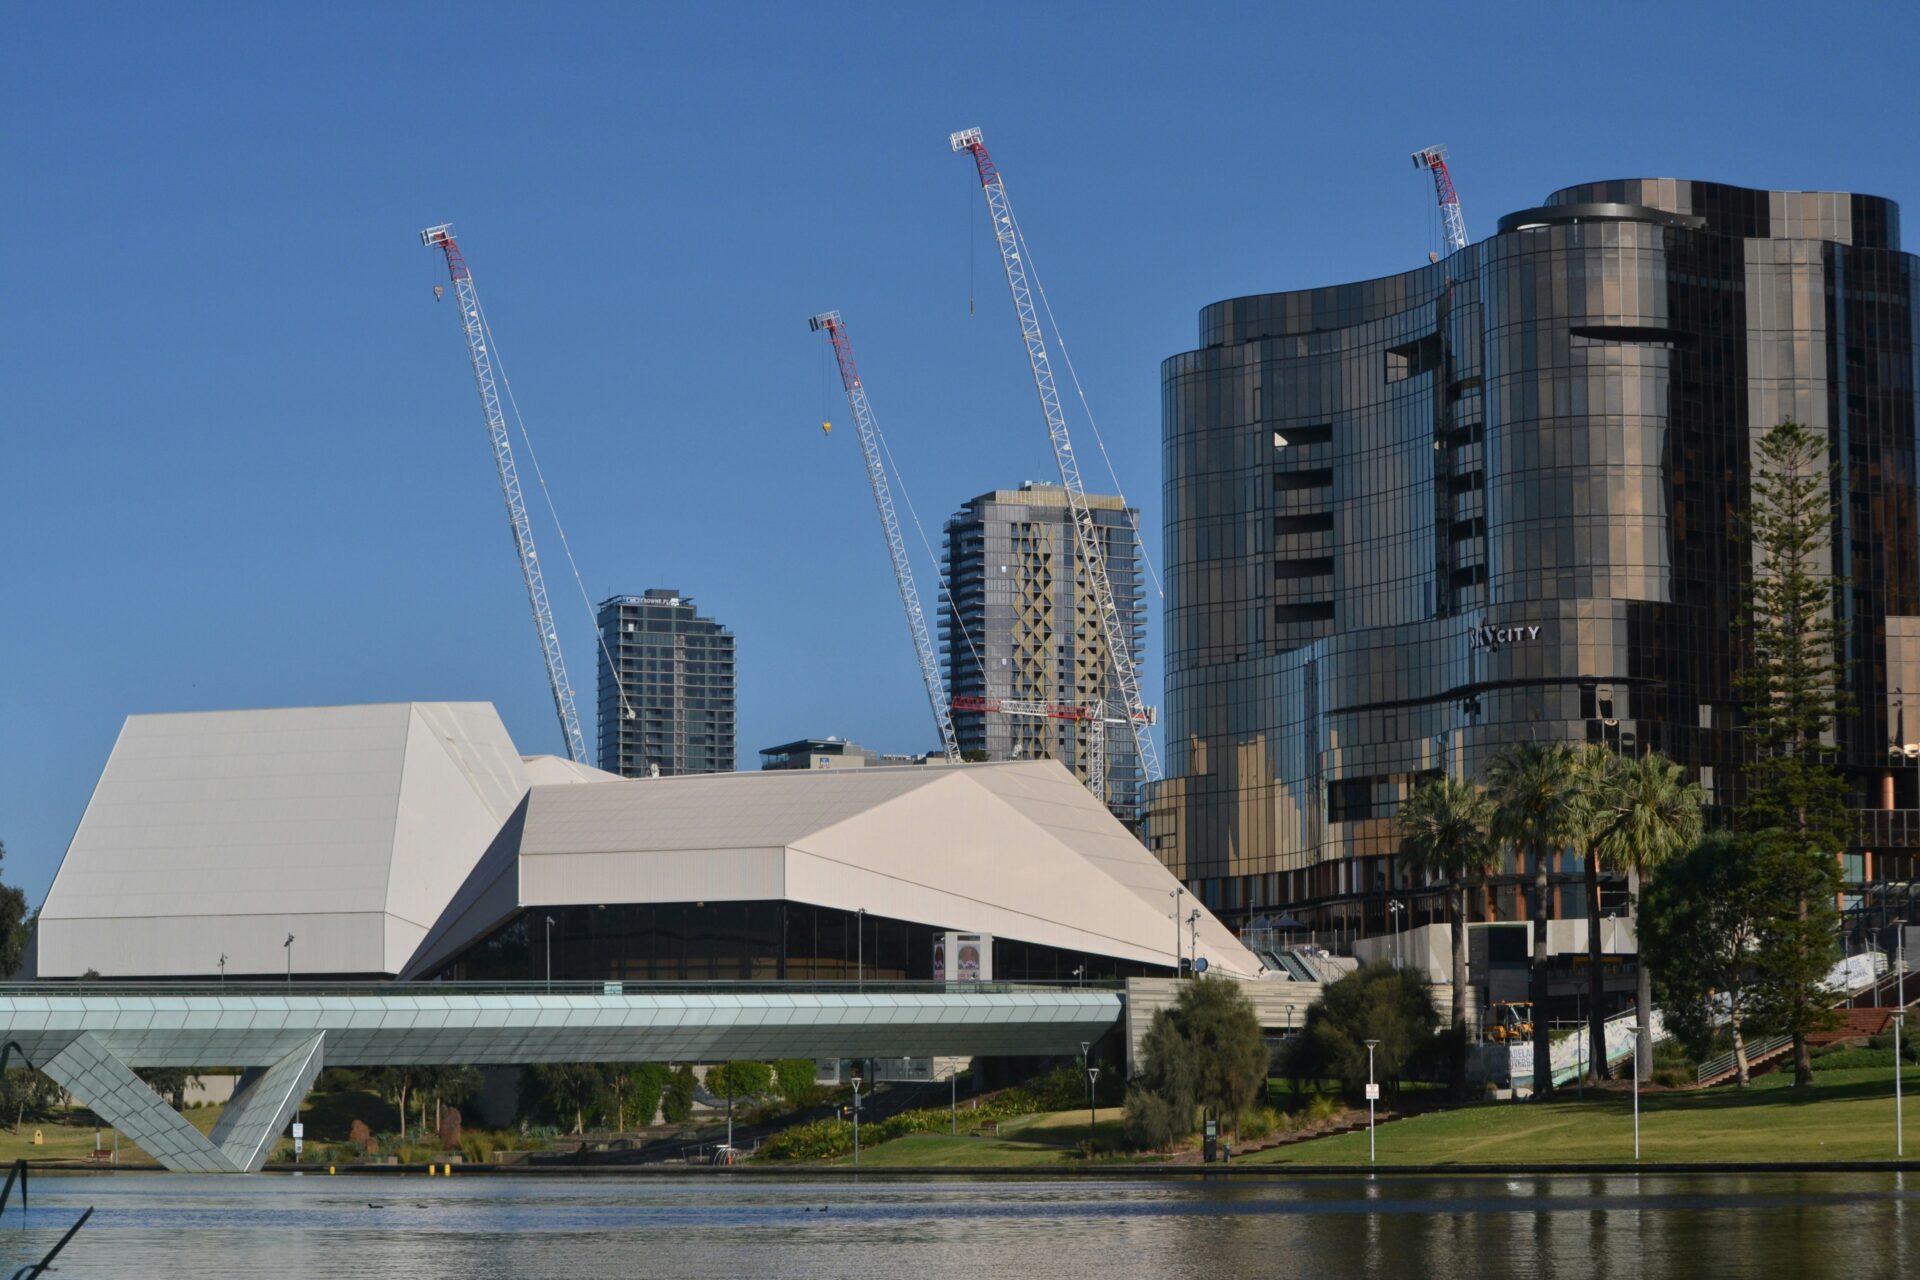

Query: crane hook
[433,284,445,302]
[821,421,832,436]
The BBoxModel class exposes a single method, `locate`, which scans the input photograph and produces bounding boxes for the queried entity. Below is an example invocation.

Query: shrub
[1304,1094,1340,1126]
[1237,1106,1283,1142]
[661,1066,696,1125]
[1807,1048,1898,1071]
[1651,1067,1693,1089]
[1121,1087,1178,1152]
[460,1131,496,1164]
[761,1118,855,1161]
[774,1059,818,1106]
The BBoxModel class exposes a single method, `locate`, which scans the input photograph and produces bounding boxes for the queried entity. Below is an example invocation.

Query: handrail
[0,979,1123,998]
[1695,1032,1792,1084]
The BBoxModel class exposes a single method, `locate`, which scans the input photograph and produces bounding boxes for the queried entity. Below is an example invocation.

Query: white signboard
[1364,1083,1380,1101]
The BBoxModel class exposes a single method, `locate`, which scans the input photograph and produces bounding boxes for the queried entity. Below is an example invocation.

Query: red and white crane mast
[421,222,589,764]
[1412,145,1469,255]
[809,311,961,761]
[948,127,1162,796]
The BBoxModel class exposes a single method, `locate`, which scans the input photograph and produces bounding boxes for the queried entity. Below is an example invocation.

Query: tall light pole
[545,915,556,992]
[1627,1023,1642,1159]
[950,1061,958,1136]
[1187,909,1202,972]
[218,953,227,988]
[1168,888,1184,973]
[1894,1008,1906,1158]
[1388,899,1405,967]
[283,933,294,984]
[1363,1039,1380,1163]
[850,1073,862,1166]
[1088,1065,1101,1151]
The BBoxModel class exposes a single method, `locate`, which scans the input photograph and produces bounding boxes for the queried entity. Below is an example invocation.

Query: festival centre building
[27,703,1258,984]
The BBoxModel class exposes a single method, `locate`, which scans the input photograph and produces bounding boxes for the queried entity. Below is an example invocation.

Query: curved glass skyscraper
[1152,180,1918,941]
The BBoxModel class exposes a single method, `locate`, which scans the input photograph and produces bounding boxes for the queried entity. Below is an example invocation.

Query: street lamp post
[850,1073,862,1166]
[950,1062,958,1136]
[218,954,227,988]
[283,933,294,984]
[1169,888,1185,972]
[1894,1009,1906,1158]
[1364,1039,1380,1164]
[1627,1024,1642,1159]
[1087,1065,1101,1150]
[1388,899,1405,967]
[1187,909,1201,972]
[544,915,556,992]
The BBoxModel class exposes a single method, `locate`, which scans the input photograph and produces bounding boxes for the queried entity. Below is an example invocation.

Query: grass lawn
[1246,1065,1919,1165]
[0,1104,227,1165]
[815,1108,1131,1167]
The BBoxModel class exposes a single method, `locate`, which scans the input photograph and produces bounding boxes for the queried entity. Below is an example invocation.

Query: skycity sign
[1469,623,1541,652]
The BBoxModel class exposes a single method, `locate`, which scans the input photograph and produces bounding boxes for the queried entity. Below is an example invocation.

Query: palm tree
[1567,743,1627,1083]
[1395,776,1497,1096]
[1487,743,1580,1099]
[1599,751,1706,1082]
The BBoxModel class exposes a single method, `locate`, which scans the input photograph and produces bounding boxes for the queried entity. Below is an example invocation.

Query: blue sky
[4,2,1916,903]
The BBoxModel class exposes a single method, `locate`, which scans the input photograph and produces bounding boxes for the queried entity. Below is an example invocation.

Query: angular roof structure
[402,758,1259,979]
[34,703,604,979]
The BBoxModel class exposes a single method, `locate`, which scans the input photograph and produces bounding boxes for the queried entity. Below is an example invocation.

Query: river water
[0,1172,1911,1278]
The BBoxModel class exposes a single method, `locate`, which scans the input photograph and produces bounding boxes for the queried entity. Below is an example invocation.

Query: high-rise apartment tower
[596,590,736,778]
[942,483,1146,818]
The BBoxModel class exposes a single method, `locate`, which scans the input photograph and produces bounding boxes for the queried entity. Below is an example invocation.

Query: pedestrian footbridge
[0,981,1121,1172]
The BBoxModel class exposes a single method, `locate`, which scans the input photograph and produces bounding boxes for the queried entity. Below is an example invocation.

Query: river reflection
[0,1172,1910,1278]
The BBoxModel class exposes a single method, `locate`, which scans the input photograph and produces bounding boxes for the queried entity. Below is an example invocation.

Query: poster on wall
[932,935,947,980]
[955,936,982,981]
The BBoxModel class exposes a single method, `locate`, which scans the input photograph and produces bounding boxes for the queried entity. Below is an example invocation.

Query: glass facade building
[1152,179,1919,940]
[596,589,736,778]
[942,483,1146,819]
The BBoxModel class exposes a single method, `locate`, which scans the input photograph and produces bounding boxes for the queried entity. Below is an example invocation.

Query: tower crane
[421,223,589,764]
[950,695,1157,805]
[1411,145,1469,256]
[808,311,961,761]
[949,127,1162,802]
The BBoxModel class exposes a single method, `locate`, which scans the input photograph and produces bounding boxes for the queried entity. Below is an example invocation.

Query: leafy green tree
[374,1067,433,1139]
[0,1068,62,1131]
[1132,976,1268,1139]
[524,1063,607,1135]
[1641,833,1771,1084]
[1119,1086,1178,1152]
[1566,744,1627,1081]
[1598,752,1704,1079]
[1487,742,1580,1097]
[707,1061,773,1102]
[0,842,32,979]
[618,1064,672,1129]
[1734,419,1850,1087]
[1297,962,1438,1099]
[1394,775,1496,1095]
[773,1059,817,1107]
[661,1065,697,1125]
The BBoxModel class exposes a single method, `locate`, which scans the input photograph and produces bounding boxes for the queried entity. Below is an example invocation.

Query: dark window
[1274,511,1335,535]
[1274,468,1334,492]
[1328,778,1375,823]
[1275,556,1335,580]
[1569,325,1693,347]
[1386,334,1443,381]
[1274,601,1335,624]
[1274,424,1333,447]
[1440,422,1484,447]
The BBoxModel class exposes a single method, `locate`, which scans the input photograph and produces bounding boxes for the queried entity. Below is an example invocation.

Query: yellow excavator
[1487,1001,1535,1044]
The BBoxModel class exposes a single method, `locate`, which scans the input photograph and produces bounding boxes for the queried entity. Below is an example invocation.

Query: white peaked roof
[35,703,598,979]
[402,759,1259,979]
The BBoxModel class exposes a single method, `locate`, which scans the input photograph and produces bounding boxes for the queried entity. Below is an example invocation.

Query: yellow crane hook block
[821,421,832,435]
